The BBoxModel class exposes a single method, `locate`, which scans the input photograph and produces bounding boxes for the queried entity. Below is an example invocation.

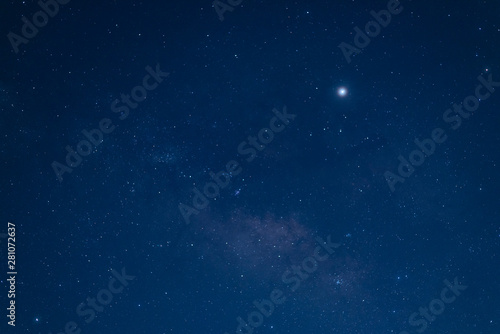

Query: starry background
[0,0,499,333]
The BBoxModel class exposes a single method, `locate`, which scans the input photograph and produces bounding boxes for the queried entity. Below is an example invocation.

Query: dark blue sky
[1,0,499,333]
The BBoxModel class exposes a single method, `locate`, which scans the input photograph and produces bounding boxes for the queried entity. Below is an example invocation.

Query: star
[337,86,348,97]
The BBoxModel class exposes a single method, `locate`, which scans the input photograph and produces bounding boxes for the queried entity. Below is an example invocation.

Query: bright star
[337,87,348,97]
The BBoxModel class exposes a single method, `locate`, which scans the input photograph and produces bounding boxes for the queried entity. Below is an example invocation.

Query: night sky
[1,0,499,333]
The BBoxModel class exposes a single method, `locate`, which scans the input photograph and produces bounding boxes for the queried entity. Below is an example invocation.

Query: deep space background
[0,0,500,333]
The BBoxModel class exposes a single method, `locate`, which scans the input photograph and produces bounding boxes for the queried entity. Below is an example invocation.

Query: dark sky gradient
[0,0,499,333]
